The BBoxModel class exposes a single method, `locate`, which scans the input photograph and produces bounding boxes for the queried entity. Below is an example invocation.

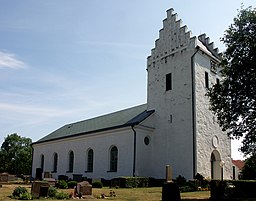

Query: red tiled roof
[232,160,245,170]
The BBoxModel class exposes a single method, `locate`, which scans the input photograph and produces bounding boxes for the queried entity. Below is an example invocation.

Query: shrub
[55,191,69,199]
[19,192,32,200]
[58,175,68,181]
[111,177,149,188]
[57,180,68,189]
[228,180,256,198]
[201,179,210,189]
[101,178,111,187]
[92,181,103,188]
[148,177,165,187]
[210,180,230,200]
[195,173,204,181]
[186,181,198,191]
[174,175,187,187]
[67,180,77,188]
[180,186,194,192]
[12,186,28,197]
[48,186,58,197]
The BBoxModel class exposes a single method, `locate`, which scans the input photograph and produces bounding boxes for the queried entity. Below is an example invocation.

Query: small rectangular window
[166,73,172,91]
[210,60,217,74]
[216,78,220,85]
[205,72,209,89]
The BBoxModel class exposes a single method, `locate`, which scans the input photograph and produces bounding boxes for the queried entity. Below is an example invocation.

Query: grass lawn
[0,184,210,201]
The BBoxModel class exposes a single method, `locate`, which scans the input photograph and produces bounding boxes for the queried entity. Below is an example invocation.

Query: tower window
[166,73,172,91]
[205,72,209,89]
[216,78,220,85]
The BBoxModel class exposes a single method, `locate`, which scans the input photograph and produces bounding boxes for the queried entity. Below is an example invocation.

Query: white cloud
[0,102,72,117]
[0,51,27,69]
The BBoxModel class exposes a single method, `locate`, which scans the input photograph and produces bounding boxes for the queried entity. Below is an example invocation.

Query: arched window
[40,154,44,172]
[87,149,94,172]
[68,151,74,172]
[110,146,118,172]
[53,153,58,173]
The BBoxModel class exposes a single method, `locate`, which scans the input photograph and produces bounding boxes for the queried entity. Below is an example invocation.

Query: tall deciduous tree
[242,154,256,179]
[0,133,32,175]
[207,6,256,156]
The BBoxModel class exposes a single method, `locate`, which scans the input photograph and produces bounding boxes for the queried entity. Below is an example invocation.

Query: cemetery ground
[0,183,210,201]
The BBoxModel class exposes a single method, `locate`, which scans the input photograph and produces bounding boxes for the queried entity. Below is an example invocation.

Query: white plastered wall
[32,128,136,180]
[194,50,233,180]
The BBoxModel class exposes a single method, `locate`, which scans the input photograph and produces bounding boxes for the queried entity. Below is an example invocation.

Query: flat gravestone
[44,178,56,186]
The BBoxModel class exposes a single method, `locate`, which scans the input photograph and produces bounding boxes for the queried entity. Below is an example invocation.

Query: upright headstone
[162,165,181,201]
[166,165,173,182]
[44,171,51,178]
[31,181,49,198]
[35,168,42,180]
[76,181,92,196]
[0,173,8,182]
[73,174,83,182]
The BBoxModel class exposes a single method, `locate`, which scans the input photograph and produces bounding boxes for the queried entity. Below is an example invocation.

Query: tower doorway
[211,150,222,179]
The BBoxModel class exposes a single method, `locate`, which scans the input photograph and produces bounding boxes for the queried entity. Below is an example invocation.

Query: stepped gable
[198,33,221,59]
[148,8,193,66]
[147,8,222,67]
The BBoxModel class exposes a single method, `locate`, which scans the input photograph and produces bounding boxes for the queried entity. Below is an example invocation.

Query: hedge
[211,180,256,200]
[111,177,149,188]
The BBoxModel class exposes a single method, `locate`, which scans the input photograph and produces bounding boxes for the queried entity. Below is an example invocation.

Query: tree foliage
[207,6,256,156]
[242,154,256,179]
[0,133,32,175]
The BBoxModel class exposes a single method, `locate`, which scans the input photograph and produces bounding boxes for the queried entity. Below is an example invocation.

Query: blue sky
[0,0,255,160]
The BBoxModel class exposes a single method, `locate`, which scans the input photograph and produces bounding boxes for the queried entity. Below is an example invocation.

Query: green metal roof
[34,104,154,144]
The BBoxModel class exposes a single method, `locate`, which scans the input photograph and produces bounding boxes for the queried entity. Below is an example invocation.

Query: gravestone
[162,165,181,201]
[73,174,83,182]
[35,168,42,180]
[166,165,172,182]
[44,178,56,186]
[58,175,68,181]
[76,181,92,196]
[31,181,49,198]
[44,171,52,178]
[0,173,8,182]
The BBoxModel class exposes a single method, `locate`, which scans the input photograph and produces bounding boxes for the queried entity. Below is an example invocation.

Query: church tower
[147,8,232,179]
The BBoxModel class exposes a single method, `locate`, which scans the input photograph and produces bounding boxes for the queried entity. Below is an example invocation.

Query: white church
[32,8,233,181]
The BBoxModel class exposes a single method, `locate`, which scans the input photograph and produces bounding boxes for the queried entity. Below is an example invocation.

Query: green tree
[207,6,256,156]
[242,154,256,179]
[0,133,32,175]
